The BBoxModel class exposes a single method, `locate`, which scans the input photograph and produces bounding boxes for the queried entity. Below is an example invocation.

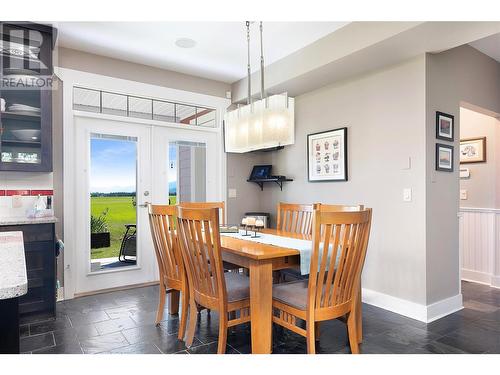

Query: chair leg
[155,283,166,326]
[356,288,363,343]
[314,322,320,342]
[347,311,360,354]
[217,313,228,354]
[185,299,198,348]
[306,320,316,354]
[178,290,189,341]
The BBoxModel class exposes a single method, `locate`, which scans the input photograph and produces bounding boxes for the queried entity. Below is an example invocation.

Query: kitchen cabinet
[0,22,57,172]
[0,221,57,320]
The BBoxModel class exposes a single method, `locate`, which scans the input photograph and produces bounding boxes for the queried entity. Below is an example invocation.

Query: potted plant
[90,208,110,249]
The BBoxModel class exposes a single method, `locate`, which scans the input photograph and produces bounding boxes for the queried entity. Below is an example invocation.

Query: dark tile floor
[19,281,500,354]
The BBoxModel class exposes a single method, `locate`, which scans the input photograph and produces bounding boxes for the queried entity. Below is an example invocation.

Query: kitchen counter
[0,231,28,300]
[0,216,58,226]
[0,231,28,354]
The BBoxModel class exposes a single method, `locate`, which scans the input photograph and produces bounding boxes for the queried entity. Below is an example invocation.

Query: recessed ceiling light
[175,38,197,49]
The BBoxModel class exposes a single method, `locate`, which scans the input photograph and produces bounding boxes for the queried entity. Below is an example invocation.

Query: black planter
[91,232,110,249]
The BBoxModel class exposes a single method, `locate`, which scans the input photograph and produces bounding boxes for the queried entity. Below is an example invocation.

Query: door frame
[57,67,230,300]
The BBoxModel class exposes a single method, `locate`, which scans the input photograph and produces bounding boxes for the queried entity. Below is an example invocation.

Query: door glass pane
[168,141,206,204]
[90,133,138,272]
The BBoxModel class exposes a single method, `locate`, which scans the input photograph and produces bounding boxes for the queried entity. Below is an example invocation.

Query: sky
[90,138,177,194]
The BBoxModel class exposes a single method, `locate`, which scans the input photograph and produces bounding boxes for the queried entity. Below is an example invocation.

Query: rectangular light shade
[224,93,294,153]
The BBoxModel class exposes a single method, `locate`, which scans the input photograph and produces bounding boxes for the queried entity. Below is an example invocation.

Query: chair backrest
[148,204,183,288]
[307,205,372,318]
[177,201,226,225]
[176,205,226,309]
[316,204,364,212]
[276,202,314,234]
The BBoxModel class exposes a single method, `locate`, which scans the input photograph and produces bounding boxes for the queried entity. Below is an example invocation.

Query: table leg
[0,297,20,354]
[249,260,273,354]
[169,290,180,315]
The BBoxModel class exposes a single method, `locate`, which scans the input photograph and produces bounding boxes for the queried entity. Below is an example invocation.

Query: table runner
[221,230,338,275]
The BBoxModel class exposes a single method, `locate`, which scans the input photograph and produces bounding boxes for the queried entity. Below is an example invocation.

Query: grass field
[90,195,176,259]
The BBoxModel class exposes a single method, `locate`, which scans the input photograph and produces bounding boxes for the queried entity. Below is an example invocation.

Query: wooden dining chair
[272,206,372,354]
[276,202,314,235]
[176,201,226,224]
[176,206,251,354]
[148,204,188,341]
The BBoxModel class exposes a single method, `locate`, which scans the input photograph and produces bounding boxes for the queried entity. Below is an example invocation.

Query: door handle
[138,202,151,208]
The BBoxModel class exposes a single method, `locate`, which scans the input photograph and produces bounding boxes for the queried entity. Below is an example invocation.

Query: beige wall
[58,47,230,98]
[459,107,500,209]
[425,45,500,305]
[229,56,429,304]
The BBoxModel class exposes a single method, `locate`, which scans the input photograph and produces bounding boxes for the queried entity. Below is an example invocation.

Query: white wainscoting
[460,207,500,288]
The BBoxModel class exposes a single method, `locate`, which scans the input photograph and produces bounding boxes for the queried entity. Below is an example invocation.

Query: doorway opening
[459,106,500,290]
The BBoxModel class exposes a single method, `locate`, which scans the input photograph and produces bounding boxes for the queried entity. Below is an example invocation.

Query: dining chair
[176,201,226,224]
[272,206,372,354]
[276,202,314,235]
[148,204,188,340]
[176,206,251,354]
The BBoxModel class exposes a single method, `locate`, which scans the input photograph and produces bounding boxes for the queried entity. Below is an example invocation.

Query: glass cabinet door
[0,22,54,172]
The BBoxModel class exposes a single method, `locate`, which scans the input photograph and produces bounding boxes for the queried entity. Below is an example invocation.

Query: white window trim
[56,67,230,300]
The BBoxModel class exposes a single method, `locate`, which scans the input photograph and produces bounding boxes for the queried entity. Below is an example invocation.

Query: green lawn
[90,195,176,259]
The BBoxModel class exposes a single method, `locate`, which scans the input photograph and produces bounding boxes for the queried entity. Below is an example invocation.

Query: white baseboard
[362,288,463,323]
[462,268,500,289]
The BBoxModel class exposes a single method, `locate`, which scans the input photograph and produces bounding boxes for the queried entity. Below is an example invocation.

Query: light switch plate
[228,188,237,198]
[403,188,412,202]
[460,189,468,200]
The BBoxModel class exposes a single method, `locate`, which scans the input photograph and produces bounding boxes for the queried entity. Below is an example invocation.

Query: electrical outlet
[228,188,237,198]
[403,188,412,202]
[460,189,468,200]
[11,195,22,208]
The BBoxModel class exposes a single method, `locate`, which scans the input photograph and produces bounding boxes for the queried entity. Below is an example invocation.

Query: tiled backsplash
[0,189,54,218]
[0,171,54,218]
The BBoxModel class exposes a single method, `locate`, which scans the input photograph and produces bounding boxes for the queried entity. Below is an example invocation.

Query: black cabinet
[0,22,57,172]
[0,223,56,319]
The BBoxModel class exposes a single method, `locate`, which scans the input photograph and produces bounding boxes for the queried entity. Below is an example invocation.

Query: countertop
[0,216,58,226]
[0,231,28,300]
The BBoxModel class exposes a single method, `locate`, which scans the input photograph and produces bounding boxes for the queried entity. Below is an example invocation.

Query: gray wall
[460,107,500,209]
[425,45,500,305]
[228,56,429,304]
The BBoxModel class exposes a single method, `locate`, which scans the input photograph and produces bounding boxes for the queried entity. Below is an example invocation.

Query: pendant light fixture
[224,22,295,153]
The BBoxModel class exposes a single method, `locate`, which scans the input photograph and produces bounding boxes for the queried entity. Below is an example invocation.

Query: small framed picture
[436,143,454,172]
[307,127,347,182]
[436,111,454,141]
[460,137,486,164]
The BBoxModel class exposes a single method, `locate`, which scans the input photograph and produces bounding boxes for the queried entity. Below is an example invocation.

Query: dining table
[218,228,363,354]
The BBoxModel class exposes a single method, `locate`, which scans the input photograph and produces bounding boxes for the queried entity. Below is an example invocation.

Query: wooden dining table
[219,228,302,354]
[218,228,363,354]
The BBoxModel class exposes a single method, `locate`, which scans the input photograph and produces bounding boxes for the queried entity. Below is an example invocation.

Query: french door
[73,116,221,295]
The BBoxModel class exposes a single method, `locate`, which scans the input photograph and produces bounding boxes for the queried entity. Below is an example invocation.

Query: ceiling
[56,22,348,83]
[469,33,500,62]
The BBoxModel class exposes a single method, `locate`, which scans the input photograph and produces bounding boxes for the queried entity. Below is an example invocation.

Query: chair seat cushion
[273,280,308,310]
[225,272,250,302]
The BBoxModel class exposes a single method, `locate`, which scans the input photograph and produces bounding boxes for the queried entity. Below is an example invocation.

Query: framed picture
[436,143,454,172]
[307,127,347,182]
[436,111,454,141]
[460,137,486,164]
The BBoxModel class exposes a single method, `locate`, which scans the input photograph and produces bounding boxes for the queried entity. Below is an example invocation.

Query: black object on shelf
[247,176,293,191]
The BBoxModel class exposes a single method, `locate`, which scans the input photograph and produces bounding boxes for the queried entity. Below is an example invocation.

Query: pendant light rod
[246,21,252,105]
[259,21,265,100]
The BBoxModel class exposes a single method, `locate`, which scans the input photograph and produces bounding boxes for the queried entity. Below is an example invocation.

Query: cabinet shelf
[1,111,41,121]
[247,178,293,191]
[1,139,41,146]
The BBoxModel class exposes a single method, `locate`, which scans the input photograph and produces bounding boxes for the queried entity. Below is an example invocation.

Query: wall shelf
[247,177,293,191]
